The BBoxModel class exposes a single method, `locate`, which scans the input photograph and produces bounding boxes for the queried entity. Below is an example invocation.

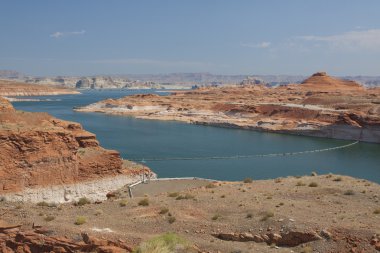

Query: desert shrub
[374,208,380,214]
[119,199,128,207]
[246,213,253,219]
[206,183,217,188]
[308,182,318,187]
[296,181,306,186]
[212,214,221,221]
[75,216,87,225]
[243,178,253,183]
[167,192,179,198]
[168,216,176,224]
[159,207,169,215]
[133,233,192,253]
[333,177,343,182]
[36,201,57,208]
[44,215,55,222]
[260,211,274,221]
[95,209,103,216]
[343,190,355,195]
[138,198,149,206]
[274,178,282,183]
[175,194,194,200]
[76,197,91,206]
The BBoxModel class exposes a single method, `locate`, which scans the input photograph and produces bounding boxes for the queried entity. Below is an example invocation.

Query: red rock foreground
[0,97,152,203]
[76,72,380,143]
[0,220,133,253]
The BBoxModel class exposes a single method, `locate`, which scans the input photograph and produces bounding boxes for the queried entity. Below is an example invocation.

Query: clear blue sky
[1,0,380,76]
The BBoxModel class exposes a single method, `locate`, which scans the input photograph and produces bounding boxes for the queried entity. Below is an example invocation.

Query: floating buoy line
[129,141,359,162]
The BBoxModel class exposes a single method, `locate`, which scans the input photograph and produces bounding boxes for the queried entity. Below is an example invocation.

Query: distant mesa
[300,72,364,91]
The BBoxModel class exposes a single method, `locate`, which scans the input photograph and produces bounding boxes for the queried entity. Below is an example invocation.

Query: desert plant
[138,198,149,206]
[246,213,253,219]
[159,207,169,215]
[344,190,355,195]
[260,211,274,221]
[167,192,179,198]
[206,183,217,188]
[333,177,343,182]
[168,216,176,224]
[75,216,87,225]
[133,233,192,253]
[76,197,91,206]
[175,194,194,200]
[212,214,221,221]
[296,181,306,186]
[374,208,380,214]
[95,209,103,216]
[220,195,226,198]
[119,199,128,207]
[36,201,49,207]
[308,182,318,187]
[243,178,253,183]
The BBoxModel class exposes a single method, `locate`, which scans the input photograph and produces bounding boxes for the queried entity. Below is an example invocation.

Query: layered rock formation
[0,97,152,203]
[76,72,380,143]
[0,79,79,96]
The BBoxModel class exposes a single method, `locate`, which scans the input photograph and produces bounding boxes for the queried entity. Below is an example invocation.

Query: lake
[12,90,380,183]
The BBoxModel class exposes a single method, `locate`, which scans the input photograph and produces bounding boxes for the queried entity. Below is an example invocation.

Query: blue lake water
[11,90,380,183]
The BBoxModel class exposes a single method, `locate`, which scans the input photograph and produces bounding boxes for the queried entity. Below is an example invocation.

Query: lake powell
[12,90,380,183]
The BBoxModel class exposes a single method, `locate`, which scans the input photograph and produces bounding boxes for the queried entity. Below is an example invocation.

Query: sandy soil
[1,175,379,252]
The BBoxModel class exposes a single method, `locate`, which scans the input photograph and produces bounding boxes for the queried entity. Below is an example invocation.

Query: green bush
[76,197,91,206]
[138,198,149,206]
[133,233,193,253]
[243,178,253,183]
[75,216,87,225]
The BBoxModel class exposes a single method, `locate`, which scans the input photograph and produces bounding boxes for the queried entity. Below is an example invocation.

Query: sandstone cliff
[0,97,151,202]
[76,72,380,143]
[0,79,79,96]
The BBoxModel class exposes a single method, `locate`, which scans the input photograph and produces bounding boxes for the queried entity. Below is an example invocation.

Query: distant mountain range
[1,70,380,89]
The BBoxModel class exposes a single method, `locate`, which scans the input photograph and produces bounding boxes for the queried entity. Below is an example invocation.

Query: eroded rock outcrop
[76,72,380,143]
[0,220,133,252]
[0,98,152,203]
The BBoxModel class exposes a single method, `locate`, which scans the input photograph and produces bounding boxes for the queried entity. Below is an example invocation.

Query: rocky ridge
[0,97,152,203]
[0,79,79,96]
[76,72,380,143]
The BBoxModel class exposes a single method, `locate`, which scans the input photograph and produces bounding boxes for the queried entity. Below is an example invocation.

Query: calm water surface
[12,90,380,183]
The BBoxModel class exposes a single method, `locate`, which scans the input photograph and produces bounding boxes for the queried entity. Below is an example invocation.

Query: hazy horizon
[1,1,380,76]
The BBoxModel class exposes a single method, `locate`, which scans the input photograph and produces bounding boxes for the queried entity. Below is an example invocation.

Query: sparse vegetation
[119,199,128,207]
[76,197,91,206]
[243,178,253,183]
[175,194,194,200]
[74,216,87,225]
[168,216,176,224]
[159,207,169,215]
[246,213,253,219]
[260,211,274,221]
[138,198,149,206]
[333,177,343,182]
[374,208,380,215]
[167,192,179,198]
[95,209,103,216]
[220,195,226,198]
[133,233,191,253]
[37,201,56,207]
[308,182,318,187]
[296,181,306,186]
[344,190,355,195]
[206,183,217,188]
[212,214,221,221]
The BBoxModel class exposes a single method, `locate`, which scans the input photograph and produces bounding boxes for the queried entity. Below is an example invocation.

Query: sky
[1,0,380,76]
